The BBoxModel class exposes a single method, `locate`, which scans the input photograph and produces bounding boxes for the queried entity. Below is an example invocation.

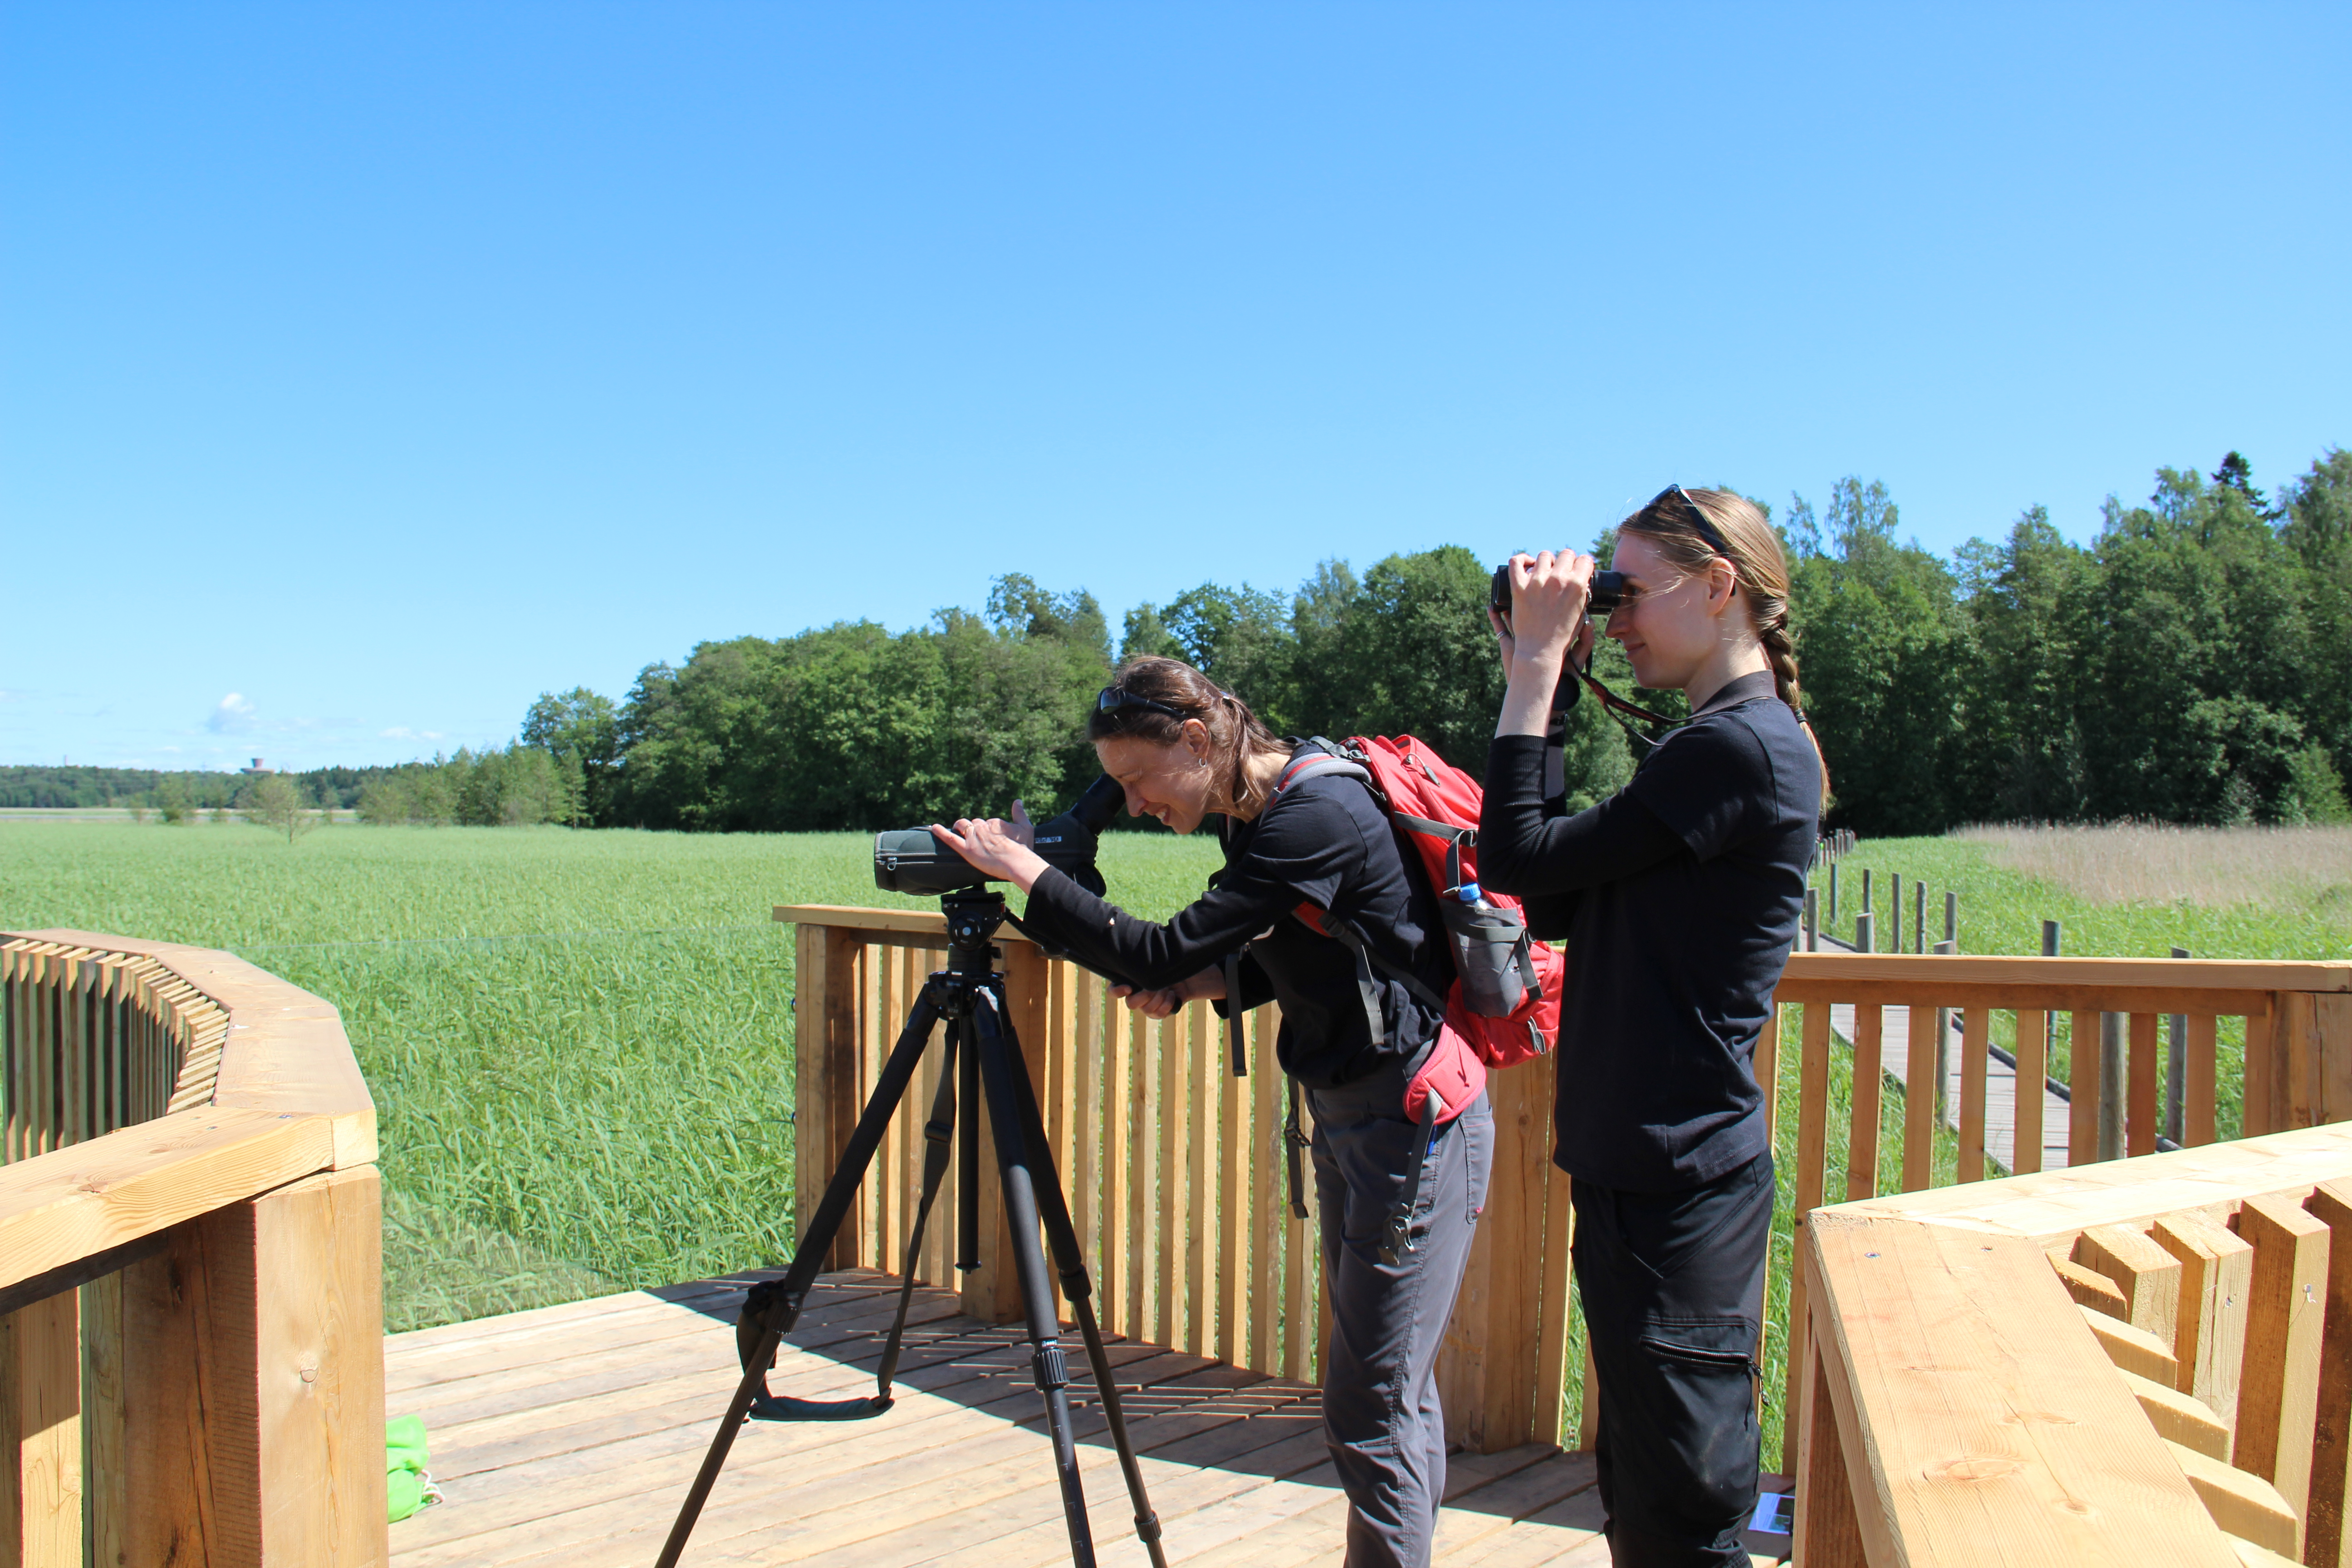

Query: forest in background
[12,446,2348,838]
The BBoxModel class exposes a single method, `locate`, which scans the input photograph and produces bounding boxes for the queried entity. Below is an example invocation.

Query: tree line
[524,445,2350,838]
[19,445,2345,838]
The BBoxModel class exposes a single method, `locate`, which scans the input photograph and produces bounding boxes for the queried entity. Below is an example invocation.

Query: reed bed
[0,820,1221,1328]
[1955,821,2352,910]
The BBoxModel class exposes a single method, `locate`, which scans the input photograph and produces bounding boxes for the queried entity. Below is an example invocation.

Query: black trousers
[1571,1150,1773,1568]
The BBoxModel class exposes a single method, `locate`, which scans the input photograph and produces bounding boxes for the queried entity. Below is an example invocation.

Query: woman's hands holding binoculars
[1490,551,1597,676]
[1493,551,1597,738]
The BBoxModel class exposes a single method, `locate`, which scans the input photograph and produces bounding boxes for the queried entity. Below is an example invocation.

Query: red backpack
[1271,735,1564,1070]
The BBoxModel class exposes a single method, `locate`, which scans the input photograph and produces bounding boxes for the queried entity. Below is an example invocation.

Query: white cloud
[207,692,259,734]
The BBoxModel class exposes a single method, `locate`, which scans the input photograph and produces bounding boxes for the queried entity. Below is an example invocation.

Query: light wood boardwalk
[1812,931,2073,1175]
[387,1267,1793,1566]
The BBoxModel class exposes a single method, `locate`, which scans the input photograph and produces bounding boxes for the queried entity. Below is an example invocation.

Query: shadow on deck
[386,1267,1770,1567]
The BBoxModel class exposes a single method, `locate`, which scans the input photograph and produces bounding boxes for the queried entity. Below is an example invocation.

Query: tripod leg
[999,996,1171,1568]
[654,984,947,1568]
[876,1018,960,1398]
[970,987,1099,1568]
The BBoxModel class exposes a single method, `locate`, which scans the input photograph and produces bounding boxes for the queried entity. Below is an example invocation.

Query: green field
[0,819,1222,1329]
[6,816,2341,1469]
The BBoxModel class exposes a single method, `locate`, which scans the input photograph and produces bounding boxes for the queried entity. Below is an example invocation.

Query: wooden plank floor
[386,1267,1788,1566]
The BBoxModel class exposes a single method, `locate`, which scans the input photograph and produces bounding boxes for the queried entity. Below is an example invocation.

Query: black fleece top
[1019,745,1452,1088]
[1480,670,1821,1191]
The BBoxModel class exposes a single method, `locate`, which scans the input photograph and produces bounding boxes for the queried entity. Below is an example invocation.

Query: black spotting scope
[872,773,1124,897]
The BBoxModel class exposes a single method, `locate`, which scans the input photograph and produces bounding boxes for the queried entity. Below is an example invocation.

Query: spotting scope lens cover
[1489,559,1627,624]
[872,773,1123,897]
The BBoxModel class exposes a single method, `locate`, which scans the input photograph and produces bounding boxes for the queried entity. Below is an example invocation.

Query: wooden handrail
[1798,1124,2352,1564]
[783,905,2352,1480]
[0,928,386,1565]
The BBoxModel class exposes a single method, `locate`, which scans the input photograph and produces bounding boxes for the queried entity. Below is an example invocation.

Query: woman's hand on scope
[931,800,1046,892]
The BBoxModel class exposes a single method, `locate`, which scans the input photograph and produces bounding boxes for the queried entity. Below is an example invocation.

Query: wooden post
[1792,1335,1869,1568]
[2152,1211,2252,1429]
[2071,1009,2103,1166]
[2303,1181,2352,1568]
[792,923,865,1272]
[121,1167,389,1566]
[2278,991,2352,1131]
[1784,1003,1833,1461]
[1439,1052,1548,1452]
[0,1290,81,1567]
[2232,1193,2332,1549]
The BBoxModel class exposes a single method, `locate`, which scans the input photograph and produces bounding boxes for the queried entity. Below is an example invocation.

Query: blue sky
[4,3,2346,771]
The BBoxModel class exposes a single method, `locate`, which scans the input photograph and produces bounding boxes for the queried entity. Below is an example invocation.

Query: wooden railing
[1,928,385,1566]
[784,905,2352,1466]
[1797,1121,2352,1566]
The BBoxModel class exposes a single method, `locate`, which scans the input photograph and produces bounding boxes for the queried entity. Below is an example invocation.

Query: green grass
[0,819,1222,1329]
[1808,832,2352,1145]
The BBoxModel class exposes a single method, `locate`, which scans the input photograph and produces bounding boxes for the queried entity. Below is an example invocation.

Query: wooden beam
[2232,1193,2331,1548]
[2153,1211,2254,1429]
[2303,1181,2352,1568]
[1824,1122,2352,1245]
[1805,1212,2239,1566]
[1776,952,2351,994]
[2075,1223,2183,1349]
[0,1109,334,1291]
[2118,1369,2229,1459]
[4,929,375,1169]
[774,905,1041,944]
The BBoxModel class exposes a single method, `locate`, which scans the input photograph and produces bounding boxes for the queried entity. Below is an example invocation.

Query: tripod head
[940,890,1011,976]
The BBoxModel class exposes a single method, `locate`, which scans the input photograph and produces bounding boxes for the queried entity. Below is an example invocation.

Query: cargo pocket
[1630,1316,1762,1527]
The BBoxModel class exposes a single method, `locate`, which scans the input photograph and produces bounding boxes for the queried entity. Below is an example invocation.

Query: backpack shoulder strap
[1272,740,1373,803]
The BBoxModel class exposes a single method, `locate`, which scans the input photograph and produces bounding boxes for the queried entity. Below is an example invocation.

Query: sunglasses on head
[1654,484,1736,560]
[1096,686,1190,722]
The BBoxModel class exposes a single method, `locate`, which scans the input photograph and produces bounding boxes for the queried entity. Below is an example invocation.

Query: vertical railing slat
[2013,1009,2047,1175]
[1187,1004,1214,1358]
[1847,1004,1882,1201]
[2186,1015,2220,1147]
[2068,1009,2102,1165]
[2129,1012,2161,1158]
[1251,1008,1282,1375]
[1958,1007,1990,1182]
[1901,1003,1937,1192]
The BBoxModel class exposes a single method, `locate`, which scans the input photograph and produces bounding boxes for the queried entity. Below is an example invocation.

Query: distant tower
[240,757,273,776]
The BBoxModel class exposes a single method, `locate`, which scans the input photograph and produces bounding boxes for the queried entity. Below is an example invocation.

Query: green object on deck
[387,1414,437,1522]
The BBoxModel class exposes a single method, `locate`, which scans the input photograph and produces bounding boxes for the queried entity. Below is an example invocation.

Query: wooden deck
[386,1267,1791,1566]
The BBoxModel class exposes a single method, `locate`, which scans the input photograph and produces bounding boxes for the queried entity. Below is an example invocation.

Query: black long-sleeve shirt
[1480,670,1821,1191]
[1019,746,1453,1089]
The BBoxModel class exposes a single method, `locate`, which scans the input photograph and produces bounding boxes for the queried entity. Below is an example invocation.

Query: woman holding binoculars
[1483,485,1823,1568]
[934,656,1491,1568]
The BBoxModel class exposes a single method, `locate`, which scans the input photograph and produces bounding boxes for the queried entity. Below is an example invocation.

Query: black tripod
[654,891,1170,1568]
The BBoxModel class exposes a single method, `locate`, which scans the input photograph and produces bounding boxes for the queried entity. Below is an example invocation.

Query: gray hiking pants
[1308,1071,1494,1568]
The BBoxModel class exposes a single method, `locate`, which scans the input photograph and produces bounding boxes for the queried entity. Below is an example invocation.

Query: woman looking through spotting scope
[931,657,1491,1568]
[1482,486,1824,1568]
